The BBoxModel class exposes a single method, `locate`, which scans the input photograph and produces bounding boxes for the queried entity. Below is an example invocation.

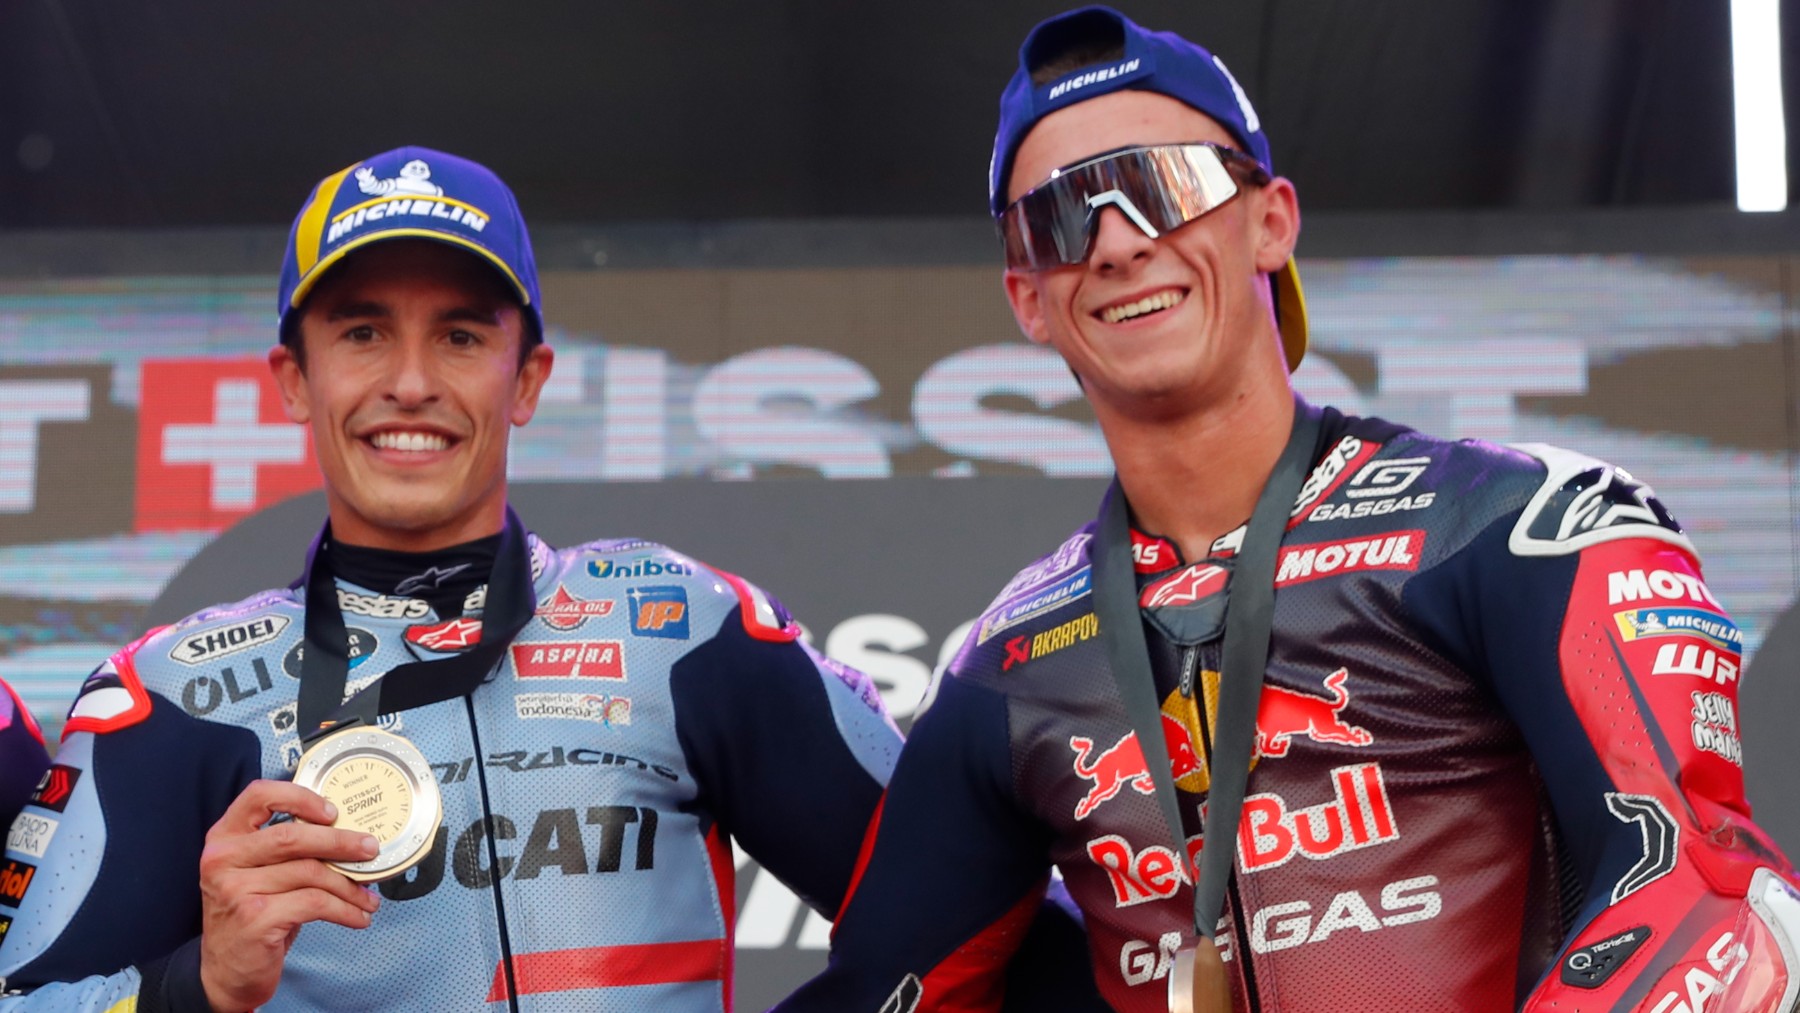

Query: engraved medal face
[292,726,441,883]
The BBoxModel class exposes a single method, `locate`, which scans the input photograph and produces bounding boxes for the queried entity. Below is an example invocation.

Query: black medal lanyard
[295,507,536,744]
[1091,394,1321,943]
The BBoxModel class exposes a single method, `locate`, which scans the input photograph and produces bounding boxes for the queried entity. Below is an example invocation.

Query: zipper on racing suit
[1181,642,1263,1011]
[466,695,522,1013]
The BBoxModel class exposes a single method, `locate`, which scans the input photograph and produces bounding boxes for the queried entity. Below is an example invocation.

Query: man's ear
[1252,176,1301,274]
[510,342,555,427]
[1003,268,1054,346]
[268,343,310,425]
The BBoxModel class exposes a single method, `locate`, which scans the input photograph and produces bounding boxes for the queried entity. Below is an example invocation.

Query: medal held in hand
[1168,939,1232,1013]
[291,725,441,883]
[291,511,536,883]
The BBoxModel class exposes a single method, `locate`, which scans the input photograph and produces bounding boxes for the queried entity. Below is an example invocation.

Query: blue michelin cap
[989,6,1307,370]
[989,6,1271,216]
[278,146,543,338]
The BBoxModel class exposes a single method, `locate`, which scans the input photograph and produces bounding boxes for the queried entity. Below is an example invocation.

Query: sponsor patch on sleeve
[1508,444,1692,557]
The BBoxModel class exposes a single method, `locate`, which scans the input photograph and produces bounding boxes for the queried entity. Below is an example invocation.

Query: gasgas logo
[1069,668,1373,821]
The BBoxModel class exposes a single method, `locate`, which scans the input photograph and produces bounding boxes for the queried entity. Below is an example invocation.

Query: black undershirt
[330,533,500,618]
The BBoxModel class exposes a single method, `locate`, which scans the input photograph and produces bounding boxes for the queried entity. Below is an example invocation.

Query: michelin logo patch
[326,160,489,244]
[1614,608,1743,653]
[977,567,1092,645]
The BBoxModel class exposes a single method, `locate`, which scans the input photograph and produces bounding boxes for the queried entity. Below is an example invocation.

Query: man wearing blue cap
[778,8,1800,1012]
[0,147,908,1012]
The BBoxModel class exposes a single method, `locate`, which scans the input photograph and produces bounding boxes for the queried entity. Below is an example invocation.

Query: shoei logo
[168,615,290,666]
[325,160,489,245]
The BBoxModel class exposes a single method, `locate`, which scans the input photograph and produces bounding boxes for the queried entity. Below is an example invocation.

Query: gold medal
[1168,939,1232,1013]
[292,726,442,883]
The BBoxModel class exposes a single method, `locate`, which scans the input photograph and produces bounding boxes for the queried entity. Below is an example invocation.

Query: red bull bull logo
[1070,732,1154,821]
[1075,668,1373,820]
[1254,667,1372,758]
[1070,714,1200,821]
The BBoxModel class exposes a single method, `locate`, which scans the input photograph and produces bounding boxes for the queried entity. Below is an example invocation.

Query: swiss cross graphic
[135,359,321,532]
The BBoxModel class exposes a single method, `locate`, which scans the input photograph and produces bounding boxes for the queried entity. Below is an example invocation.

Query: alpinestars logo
[394,563,471,596]
[1290,436,1380,520]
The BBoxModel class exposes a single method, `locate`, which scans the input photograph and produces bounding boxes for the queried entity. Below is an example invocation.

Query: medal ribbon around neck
[296,506,536,741]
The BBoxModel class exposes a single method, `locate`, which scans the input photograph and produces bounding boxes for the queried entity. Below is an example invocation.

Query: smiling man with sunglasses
[777,7,1800,1013]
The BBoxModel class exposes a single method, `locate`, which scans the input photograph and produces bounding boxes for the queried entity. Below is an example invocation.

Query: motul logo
[1238,763,1398,872]
[510,641,626,680]
[1274,531,1423,586]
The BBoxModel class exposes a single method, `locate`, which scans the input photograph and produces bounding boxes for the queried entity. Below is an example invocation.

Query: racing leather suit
[0,532,901,1012]
[0,681,48,846]
[779,405,1800,1013]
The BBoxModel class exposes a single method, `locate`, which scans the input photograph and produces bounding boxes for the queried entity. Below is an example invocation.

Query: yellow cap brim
[288,228,532,312]
[1274,257,1308,371]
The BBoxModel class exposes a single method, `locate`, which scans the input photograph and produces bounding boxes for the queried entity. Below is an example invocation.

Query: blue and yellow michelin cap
[278,146,543,338]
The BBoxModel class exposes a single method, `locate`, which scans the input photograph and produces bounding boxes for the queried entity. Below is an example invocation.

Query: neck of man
[332,531,502,618]
[1095,332,1296,564]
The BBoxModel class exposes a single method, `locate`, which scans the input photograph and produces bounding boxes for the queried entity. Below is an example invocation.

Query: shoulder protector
[708,568,802,643]
[62,628,163,738]
[1507,444,1693,558]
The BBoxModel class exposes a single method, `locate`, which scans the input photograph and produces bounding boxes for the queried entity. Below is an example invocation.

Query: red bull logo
[1254,668,1372,758]
[1238,762,1398,871]
[1074,668,1372,820]
[1070,714,1198,821]
[1070,733,1153,820]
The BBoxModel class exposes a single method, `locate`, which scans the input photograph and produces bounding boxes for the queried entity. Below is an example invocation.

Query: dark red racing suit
[778,406,1800,1013]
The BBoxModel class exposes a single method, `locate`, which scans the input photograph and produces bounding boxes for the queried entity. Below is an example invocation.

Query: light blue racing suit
[0,532,899,1012]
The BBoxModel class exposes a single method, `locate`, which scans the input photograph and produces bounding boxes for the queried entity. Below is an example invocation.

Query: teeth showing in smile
[1101,289,1185,324]
[370,431,449,452]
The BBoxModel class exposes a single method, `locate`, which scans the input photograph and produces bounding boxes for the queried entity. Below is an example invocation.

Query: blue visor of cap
[278,146,543,337]
[990,5,1272,217]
